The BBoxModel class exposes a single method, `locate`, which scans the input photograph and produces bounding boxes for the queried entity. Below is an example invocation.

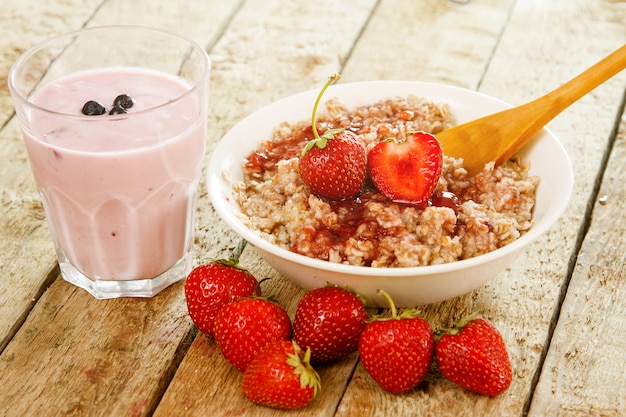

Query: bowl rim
[208,79,574,277]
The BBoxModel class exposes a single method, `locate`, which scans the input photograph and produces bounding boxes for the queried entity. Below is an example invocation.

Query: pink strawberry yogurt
[21,67,206,292]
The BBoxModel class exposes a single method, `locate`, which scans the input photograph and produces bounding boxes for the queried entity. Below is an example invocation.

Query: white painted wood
[0,0,624,415]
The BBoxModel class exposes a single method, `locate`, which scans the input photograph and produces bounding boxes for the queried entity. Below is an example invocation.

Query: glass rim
[8,25,211,120]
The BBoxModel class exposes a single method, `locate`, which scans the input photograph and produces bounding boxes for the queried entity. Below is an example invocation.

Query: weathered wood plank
[0,0,111,354]
[1,0,624,416]
[0,0,104,126]
[0,280,194,417]
[342,0,515,89]
[529,100,626,416]
[484,1,626,416]
[0,117,58,352]
[334,0,626,416]
[0,1,244,416]
[153,0,378,414]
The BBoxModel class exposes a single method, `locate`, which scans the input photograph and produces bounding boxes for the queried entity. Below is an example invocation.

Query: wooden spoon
[437,43,626,176]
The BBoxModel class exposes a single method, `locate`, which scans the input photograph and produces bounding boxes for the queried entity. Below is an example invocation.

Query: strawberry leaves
[358,289,435,394]
[299,74,367,200]
[242,340,321,409]
[300,127,345,155]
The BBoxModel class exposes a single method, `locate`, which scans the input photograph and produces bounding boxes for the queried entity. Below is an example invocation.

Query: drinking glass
[9,26,210,298]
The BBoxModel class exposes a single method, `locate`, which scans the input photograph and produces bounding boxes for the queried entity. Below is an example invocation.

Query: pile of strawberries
[184,260,513,410]
[183,74,512,409]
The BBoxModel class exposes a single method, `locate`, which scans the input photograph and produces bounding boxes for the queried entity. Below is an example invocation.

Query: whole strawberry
[368,131,443,206]
[213,295,292,372]
[293,285,368,363]
[358,289,434,394]
[241,340,321,409]
[184,259,260,337]
[299,73,367,200]
[435,316,512,396]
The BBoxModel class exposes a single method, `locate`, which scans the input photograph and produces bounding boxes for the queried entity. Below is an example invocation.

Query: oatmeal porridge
[232,95,539,267]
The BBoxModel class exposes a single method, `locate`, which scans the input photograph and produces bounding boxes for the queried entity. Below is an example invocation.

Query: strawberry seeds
[239,75,538,268]
[184,264,513,410]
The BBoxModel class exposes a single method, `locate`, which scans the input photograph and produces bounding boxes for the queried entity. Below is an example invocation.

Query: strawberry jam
[246,124,333,175]
[237,95,538,268]
[244,122,463,266]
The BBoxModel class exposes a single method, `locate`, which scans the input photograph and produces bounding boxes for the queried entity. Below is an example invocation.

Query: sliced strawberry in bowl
[367,131,443,206]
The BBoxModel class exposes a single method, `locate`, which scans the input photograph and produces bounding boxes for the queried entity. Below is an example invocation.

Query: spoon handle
[513,43,626,158]
[438,43,626,176]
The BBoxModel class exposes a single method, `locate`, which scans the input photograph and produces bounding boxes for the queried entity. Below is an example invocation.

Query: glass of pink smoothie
[9,26,210,299]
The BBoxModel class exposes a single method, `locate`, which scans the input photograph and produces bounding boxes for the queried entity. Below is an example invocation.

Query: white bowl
[207,81,573,307]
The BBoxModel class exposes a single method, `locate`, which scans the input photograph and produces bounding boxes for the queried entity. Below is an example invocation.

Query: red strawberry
[299,73,367,200]
[293,285,368,363]
[184,260,260,337]
[241,340,321,409]
[435,316,512,396]
[368,131,443,206]
[213,295,292,372]
[358,289,434,394]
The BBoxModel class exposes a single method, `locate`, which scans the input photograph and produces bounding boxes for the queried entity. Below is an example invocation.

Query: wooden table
[1,1,625,416]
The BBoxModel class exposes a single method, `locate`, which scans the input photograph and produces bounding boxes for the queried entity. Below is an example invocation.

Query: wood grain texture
[0,1,240,415]
[0,0,625,416]
[529,105,626,416]
[0,117,58,352]
[337,0,626,415]
[342,0,516,88]
[0,280,193,417]
[480,1,626,415]
[0,0,110,353]
[0,0,104,125]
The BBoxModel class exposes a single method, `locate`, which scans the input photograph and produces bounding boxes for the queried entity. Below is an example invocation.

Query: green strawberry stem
[311,73,340,140]
[302,73,344,156]
[288,341,321,395]
[434,312,479,340]
[375,289,421,321]
[325,282,368,307]
[213,258,242,269]
[377,289,398,318]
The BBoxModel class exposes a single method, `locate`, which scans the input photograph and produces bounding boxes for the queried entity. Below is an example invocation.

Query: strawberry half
[213,295,292,372]
[368,131,443,206]
[358,289,434,394]
[435,316,512,396]
[299,73,367,200]
[293,285,368,363]
[241,340,321,409]
[184,260,260,337]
